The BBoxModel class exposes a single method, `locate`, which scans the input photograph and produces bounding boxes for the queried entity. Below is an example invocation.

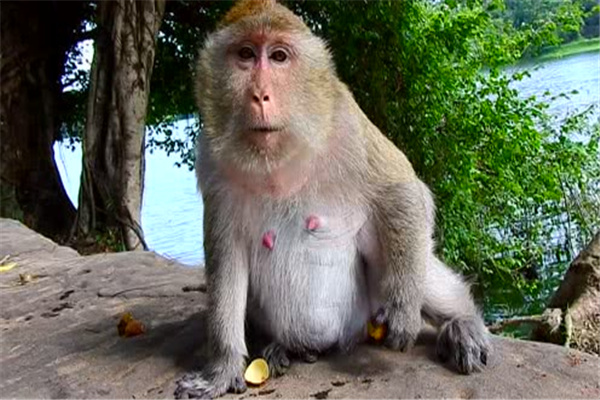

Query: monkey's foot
[174,369,246,399]
[262,342,290,377]
[375,306,421,352]
[437,316,490,374]
[298,349,318,363]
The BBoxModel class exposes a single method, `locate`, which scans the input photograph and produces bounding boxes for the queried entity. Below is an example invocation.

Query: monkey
[174,0,490,398]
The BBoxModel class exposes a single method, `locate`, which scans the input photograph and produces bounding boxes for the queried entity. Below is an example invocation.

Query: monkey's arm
[175,196,249,399]
[205,224,249,363]
[204,196,249,370]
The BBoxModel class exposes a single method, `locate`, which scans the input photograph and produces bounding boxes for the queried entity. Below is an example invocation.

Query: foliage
[581,0,600,38]
[148,118,200,170]
[59,40,91,149]
[534,37,600,62]
[56,0,600,319]
[495,0,597,58]
[147,1,231,126]
[58,3,96,147]
[500,0,585,42]
[145,1,233,167]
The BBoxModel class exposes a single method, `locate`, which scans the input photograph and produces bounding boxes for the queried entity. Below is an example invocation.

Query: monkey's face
[225,33,298,152]
[197,15,337,175]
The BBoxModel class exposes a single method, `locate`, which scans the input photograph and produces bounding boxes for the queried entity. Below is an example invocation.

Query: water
[55,119,204,266]
[54,51,599,267]
[509,51,600,122]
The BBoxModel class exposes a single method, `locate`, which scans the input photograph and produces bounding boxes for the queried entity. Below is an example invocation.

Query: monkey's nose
[252,94,270,104]
[251,92,272,118]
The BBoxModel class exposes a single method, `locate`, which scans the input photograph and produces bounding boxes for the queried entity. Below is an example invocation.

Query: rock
[534,231,600,355]
[0,218,598,399]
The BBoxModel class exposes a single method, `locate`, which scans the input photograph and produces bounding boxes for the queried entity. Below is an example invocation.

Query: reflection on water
[54,52,599,267]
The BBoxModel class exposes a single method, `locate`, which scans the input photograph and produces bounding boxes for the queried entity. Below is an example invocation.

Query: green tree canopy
[57,0,599,318]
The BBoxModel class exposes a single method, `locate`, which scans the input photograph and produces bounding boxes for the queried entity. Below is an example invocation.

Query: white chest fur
[240,197,372,352]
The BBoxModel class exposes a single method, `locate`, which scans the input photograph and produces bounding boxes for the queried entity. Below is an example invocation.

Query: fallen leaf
[244,358,270,386]
[567,351,582,366]
[117,312,146,337]
[19,273,38,285]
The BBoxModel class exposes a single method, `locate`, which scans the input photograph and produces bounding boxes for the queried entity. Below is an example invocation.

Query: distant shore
[534,37,599,62]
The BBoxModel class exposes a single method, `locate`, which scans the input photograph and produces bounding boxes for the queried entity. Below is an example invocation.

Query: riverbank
[535,37,600,63]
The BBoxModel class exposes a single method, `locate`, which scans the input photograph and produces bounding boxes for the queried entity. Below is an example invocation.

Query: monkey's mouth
[246,126,285,150]
[250,126,284,134]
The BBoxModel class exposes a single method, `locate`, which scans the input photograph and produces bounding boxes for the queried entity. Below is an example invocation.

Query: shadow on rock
[49,301,210,372]
[323,329,452,378]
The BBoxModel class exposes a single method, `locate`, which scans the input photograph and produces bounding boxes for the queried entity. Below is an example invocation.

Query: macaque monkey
[175,0,490,398]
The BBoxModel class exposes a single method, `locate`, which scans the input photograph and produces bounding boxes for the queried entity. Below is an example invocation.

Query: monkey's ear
[219,0,277,28]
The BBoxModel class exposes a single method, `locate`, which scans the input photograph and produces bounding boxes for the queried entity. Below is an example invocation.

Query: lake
[54,51,600,267]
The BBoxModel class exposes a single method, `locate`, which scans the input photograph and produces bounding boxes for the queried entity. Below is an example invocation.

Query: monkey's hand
[375,301,422,352]
[174,363,246,399]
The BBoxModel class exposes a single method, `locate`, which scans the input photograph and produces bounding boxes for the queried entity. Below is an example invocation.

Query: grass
[535,37,600,62]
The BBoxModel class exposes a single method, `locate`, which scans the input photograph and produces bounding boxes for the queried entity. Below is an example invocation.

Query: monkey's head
[196,0,338,175]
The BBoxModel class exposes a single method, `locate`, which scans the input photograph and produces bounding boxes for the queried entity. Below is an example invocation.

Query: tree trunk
[533,231,600,355]
[76,0,165,251]
[0,1,83,243]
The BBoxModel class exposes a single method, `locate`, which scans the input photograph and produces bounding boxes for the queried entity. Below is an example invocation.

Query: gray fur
[437,316,490,374]
[174,357,246,399]
[261,342,290,377]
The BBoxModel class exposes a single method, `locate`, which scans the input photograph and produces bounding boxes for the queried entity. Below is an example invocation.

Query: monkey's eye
[238,47,255,60]
[270,50,288,63]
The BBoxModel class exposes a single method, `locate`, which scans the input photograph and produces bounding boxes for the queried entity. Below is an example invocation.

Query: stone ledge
[0,218,598,399]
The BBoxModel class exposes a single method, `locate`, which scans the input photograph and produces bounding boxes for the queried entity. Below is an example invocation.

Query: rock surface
[0,218,598,399]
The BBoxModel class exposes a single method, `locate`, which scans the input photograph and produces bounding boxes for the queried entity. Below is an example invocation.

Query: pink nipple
[262,230,275,250]
[306,215,320,231]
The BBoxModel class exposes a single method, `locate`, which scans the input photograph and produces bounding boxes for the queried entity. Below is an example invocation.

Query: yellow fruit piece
[244,358,270,386]
[0,262,17,272]
[368,320,387,342]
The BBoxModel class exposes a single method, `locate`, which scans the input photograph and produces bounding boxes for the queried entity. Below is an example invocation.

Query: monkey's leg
[422,257,490,374]
[257,342,320,376]
[246,324,291,377]
[297,349,319,363]
[175,215,249,399]
[369,181,431,351]
[248,335,313,376]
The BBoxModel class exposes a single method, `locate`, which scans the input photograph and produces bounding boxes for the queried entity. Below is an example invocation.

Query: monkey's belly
[248,219,371,352]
